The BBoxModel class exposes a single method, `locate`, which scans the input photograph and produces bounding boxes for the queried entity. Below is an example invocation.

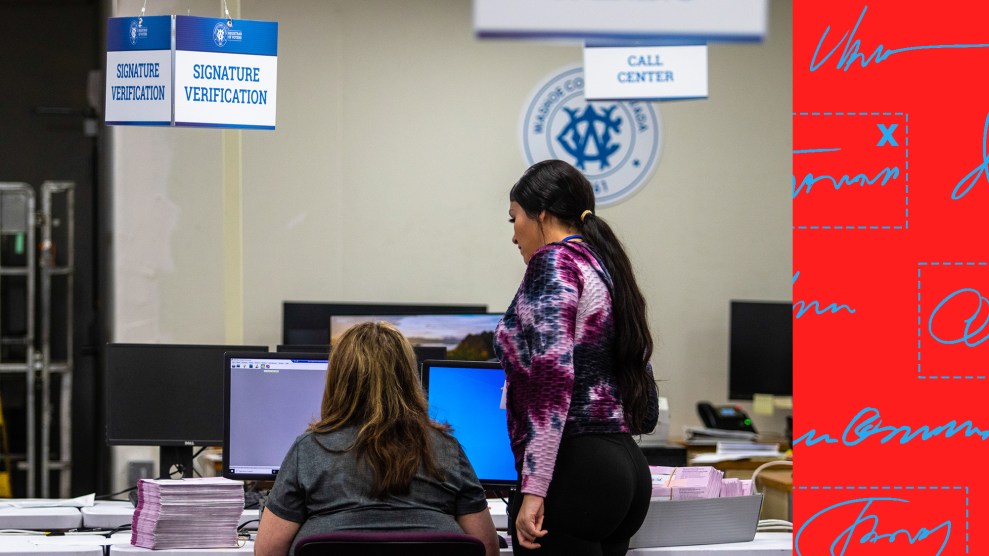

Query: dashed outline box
[917,262,989,380]
[793,111,909,231]
[795,485,969,554]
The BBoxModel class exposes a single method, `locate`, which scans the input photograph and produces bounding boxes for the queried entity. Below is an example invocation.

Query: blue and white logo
[129,20,139,45]
[520,65,662,207]
[213,21,229,47]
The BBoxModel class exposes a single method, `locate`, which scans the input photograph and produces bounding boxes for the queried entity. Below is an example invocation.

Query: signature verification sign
[105,15,278,129]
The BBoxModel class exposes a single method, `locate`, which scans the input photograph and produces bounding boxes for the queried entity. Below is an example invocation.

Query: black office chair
[294,531,486,556]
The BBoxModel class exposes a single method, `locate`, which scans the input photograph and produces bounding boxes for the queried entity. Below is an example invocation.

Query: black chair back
[294,531,485,556]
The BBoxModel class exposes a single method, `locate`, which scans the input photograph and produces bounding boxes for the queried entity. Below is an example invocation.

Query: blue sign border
[175,16,278,56]
[107,16,172,51]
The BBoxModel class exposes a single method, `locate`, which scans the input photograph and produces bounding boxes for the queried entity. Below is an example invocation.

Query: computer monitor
[274,344,447,368]
[330,313,502,361]
[728,300,792,401]
[105,343,268,478]
[282,302,488,345]
[421,359,516,489]
[276,344,329,354]
[223,352,330,481]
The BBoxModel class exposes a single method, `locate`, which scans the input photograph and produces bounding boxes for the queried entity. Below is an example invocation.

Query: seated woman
[254,321,500,556]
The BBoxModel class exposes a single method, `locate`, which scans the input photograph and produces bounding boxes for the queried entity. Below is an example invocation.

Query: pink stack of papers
[131,477,245,549]
[669,466,723,500]
[648,466,675,499]
[720,478,742,497]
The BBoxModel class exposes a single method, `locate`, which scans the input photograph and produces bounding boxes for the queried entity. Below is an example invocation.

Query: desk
[0,533,129,554]
[0,506,82,530]
[105,534,793,554]
[0,531,792,555]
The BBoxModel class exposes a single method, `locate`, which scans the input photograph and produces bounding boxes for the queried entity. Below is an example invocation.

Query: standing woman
[494,159,659,556]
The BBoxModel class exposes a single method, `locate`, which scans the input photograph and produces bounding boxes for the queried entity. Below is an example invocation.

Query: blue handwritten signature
[928,287,989,346]
[795,406,989,447]
[811,5,989,72]
[792,161,900,199]
[796,497,951,556]
[792,272,857,318]
[953,113,989,200]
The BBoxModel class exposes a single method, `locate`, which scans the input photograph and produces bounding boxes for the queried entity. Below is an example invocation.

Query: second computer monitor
[330,313,502,361]
[421,359,516,489]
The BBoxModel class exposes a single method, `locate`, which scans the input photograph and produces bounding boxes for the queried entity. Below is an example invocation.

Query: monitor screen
[105,343,268,446]
[283,302,488,345]
[274,344,447,368]
[421,360,516,489]
[330,314,502,361]
[728,301,792,400]
[223,352,329,481]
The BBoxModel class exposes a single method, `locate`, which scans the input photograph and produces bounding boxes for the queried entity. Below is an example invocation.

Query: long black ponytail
[510,159,657,433]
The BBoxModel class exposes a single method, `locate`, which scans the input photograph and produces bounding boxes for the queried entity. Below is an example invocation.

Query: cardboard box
[628,493,764,548]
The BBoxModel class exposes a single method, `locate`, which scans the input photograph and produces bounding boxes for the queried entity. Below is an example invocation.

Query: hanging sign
[584,45,708,101]
[475,0,767,42]
[105,16,173,126]
[173,16,278,129]
[105,15,278,129]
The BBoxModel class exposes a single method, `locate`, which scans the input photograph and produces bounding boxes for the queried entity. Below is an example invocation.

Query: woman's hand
[515,494,548,549]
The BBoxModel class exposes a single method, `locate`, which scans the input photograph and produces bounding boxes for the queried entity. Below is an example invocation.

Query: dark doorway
[0,0,108,497]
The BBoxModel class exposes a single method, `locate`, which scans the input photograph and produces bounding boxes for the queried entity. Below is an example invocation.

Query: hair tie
[580,210,593,222]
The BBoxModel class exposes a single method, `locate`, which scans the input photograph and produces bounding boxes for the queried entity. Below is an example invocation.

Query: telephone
[696,401,757,433]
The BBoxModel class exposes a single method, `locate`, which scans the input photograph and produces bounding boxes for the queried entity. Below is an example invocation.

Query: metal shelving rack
[39,182,75,499]
[0,181,74,498]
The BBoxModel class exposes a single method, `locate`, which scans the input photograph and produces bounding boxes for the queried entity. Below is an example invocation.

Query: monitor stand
[158,446,195,479]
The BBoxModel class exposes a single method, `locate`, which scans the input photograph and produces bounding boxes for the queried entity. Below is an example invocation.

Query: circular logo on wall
[213,21,229,47]
[520,65,663,207]
[129,20,140,45]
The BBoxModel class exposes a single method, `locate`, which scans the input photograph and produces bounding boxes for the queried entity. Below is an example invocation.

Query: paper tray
[629,494,763,548]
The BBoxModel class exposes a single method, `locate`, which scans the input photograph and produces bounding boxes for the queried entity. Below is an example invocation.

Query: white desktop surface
[0,533,128,554]
[0,506,82,531]
[487,498,508,530]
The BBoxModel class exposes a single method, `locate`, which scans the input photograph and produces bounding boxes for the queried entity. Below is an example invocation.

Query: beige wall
[111,0,792,487]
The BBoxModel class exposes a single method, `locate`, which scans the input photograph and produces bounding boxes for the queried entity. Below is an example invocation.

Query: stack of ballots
[132,477,245,549]
[650,466,752,500]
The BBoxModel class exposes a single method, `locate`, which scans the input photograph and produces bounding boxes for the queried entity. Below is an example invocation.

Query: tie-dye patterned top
[494,241,658,497]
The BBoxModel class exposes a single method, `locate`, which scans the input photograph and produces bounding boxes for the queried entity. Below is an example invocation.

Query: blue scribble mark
[793,407,989,447]
[793,429,839,446]
[792,165,900,199]
[952,113,989,200]
[928,288,989,347]
[792,272,857,318]
[811,5,989,72]
[796,497,951,556]
[794,148,841,154]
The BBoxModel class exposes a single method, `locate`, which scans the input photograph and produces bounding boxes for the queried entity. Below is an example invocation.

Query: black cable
[95,485,138,501]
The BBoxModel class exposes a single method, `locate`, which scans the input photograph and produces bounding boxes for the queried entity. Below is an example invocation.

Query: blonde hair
[308,321,448,497]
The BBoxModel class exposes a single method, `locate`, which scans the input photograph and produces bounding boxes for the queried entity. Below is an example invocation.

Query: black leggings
[508,433,652,556]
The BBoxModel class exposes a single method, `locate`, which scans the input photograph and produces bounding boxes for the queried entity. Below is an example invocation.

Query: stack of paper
[131,478,245,549]
[669,466,723,500]
[723,476,753,497]
[649,466,675,499]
